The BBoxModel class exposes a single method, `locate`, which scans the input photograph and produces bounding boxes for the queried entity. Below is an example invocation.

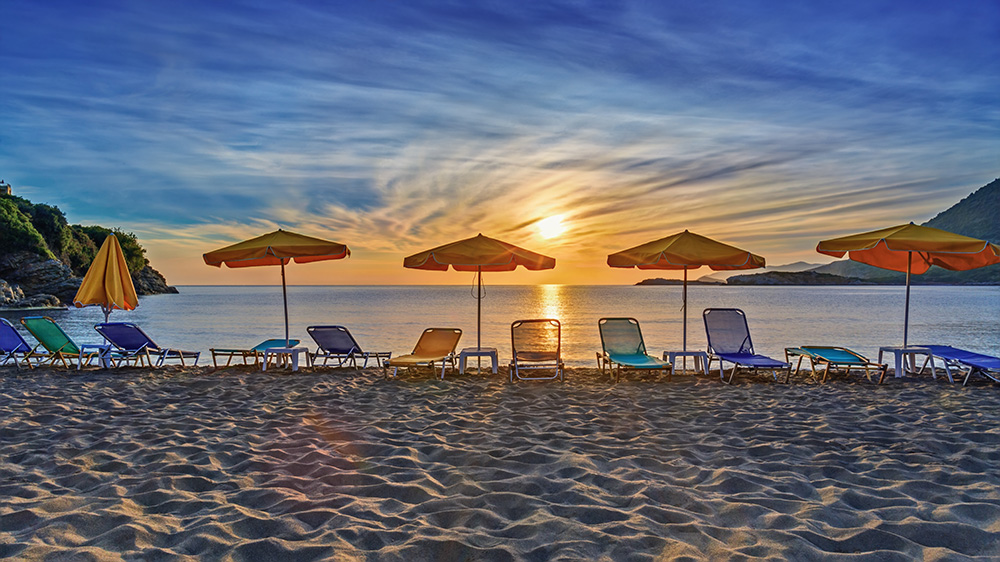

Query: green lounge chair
[20,316,112,369]
[598,317,672,383]
[785,346,887,384]
[209,338,300,368]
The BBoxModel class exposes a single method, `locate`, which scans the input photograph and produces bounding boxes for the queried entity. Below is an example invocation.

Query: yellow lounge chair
[384,328,462,379]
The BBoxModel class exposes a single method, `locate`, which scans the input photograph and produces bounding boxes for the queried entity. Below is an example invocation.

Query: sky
[2,1,998,285]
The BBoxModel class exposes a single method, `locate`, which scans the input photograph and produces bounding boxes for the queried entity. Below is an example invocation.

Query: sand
[2,364,1000,561]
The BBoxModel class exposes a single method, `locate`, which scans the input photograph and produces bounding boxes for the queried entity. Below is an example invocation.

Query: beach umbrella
[203,229,350,346]
[607,230,765,354]
[73,234,139,322]
[403,233,555,352]
[817,223,1000,347]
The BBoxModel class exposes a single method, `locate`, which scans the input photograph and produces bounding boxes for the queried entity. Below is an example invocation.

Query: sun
[537,215,567,239]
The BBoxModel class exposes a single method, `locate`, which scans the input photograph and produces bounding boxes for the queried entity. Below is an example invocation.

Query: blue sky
[2,0,998,284]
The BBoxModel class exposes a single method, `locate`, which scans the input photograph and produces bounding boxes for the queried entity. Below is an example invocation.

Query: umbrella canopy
[608,230,765,353]
[817,223,1000,346]
[73,234,139,322]
[204,229,350,346]
[404,233,555,352]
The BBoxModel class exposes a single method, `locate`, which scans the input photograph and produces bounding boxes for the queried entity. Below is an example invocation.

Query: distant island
[638,177,1000,286]
[0,181,176,308]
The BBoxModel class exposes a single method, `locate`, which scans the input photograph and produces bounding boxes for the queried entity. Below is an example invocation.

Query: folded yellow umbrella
[73,234,138,322]
[204,229,350,346]
[608,230,765,353]
[817,223,1000,346]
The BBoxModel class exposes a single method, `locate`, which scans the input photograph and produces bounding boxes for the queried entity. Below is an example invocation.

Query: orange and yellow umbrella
[204,229,350,346]
[73,234,139,322]
[608,230,765,352]
[817,223,1000,346]
[404,234,555,351]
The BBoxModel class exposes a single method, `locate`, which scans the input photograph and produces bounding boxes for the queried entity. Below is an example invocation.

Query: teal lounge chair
[598,317,672,383]
[785,346,887,384]
[210,338,301,368]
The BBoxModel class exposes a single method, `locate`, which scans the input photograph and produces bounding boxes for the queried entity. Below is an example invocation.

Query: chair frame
[597,317,673,383]
[509,319,564,383]
[95,322,200,367]
[210,339,300,368]
[384,328,461,380]
[703,308,790,384]
[307,325,390,369]
[785,346,887,384]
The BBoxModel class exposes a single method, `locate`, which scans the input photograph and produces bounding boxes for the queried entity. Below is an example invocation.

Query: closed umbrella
[403,233,555,353]
[203,229,350,346]
[73,234,139,322]
[817,223,1000,347]
[608,230,765,356]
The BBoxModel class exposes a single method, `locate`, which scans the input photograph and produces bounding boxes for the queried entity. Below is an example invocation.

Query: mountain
[0,187,176,307]
[697,261,823,282]
[811,178,1000,284]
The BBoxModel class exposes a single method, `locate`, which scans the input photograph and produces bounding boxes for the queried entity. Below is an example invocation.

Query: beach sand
[2,364,1000,561]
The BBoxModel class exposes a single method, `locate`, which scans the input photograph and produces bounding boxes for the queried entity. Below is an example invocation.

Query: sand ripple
[3,366,1000,560]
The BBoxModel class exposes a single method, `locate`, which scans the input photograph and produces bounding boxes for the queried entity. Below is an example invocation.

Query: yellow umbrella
[404,233,555,352]
[73,234,139,322]
[817,223,1000,346]
[203,229,350,346]
[608,230,765,353]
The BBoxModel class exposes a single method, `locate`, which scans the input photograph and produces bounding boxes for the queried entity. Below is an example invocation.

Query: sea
[3,285,997,368]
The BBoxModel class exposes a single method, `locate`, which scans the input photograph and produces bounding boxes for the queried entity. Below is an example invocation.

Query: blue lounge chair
[598,318,672,383]
[95,322,200,367]
[510,319,564,383]
[703,308,790,384]
[917,345,1000,386]
[308,325,390,368]
[1,318,35,369]
[785,346,887,384]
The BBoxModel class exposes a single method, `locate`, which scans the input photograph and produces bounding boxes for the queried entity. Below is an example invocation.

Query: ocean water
[3,285,997,368]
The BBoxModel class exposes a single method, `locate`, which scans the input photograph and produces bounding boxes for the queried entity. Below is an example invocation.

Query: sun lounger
[597,318,672,383]
[1,318,36,369]
[510,319,564,382]
[209,338,300,368]
[95,322,200,367]
[916,345,1000,386]
[308,325,390,368]
[20,316,111,369]
[384,328,462,379]
[703,308,790,384]
[785,346,887,384]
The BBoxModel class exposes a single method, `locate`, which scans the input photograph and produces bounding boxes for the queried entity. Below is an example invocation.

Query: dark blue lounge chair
[703,308,790,384]
[918,345,1000,386]
[95,322,200,367]
[308,325,390,368]
[1,318,35,369]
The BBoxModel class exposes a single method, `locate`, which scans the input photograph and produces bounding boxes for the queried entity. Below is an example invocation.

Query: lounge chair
[1,318,36,369]
[209,339,300,368]
[94,322,201,367]
[19,316,110,369]
[308,325,390,368]
[785,346,887,384]
[384,328,462,379]
[510,319,564,383]
[597,318,672,383]
[703,308,790,384]
[916,345,1000,386]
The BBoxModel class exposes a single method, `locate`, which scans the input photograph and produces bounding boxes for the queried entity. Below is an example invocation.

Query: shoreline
[3,365,1000,559]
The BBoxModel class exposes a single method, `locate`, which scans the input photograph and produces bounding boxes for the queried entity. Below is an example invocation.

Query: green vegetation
[0,194,148,275]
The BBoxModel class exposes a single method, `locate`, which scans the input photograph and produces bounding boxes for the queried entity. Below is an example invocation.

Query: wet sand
[2,364,1000,560]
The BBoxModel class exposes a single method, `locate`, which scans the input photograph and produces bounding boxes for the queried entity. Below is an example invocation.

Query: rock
[0,278,25,305]
[132,265,179,295]
[11,294,62,308]
[0,252,79,303]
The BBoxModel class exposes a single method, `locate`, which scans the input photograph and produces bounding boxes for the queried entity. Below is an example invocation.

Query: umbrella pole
[281,259,290,347]
[682,267,689,373]
[477,266,482,371]
[903,251,912,348]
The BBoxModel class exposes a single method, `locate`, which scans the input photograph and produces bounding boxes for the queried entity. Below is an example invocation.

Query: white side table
[663,351,710,376]
[878,346,933,378]
[459,347,498,375]
[263,347,310,372]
